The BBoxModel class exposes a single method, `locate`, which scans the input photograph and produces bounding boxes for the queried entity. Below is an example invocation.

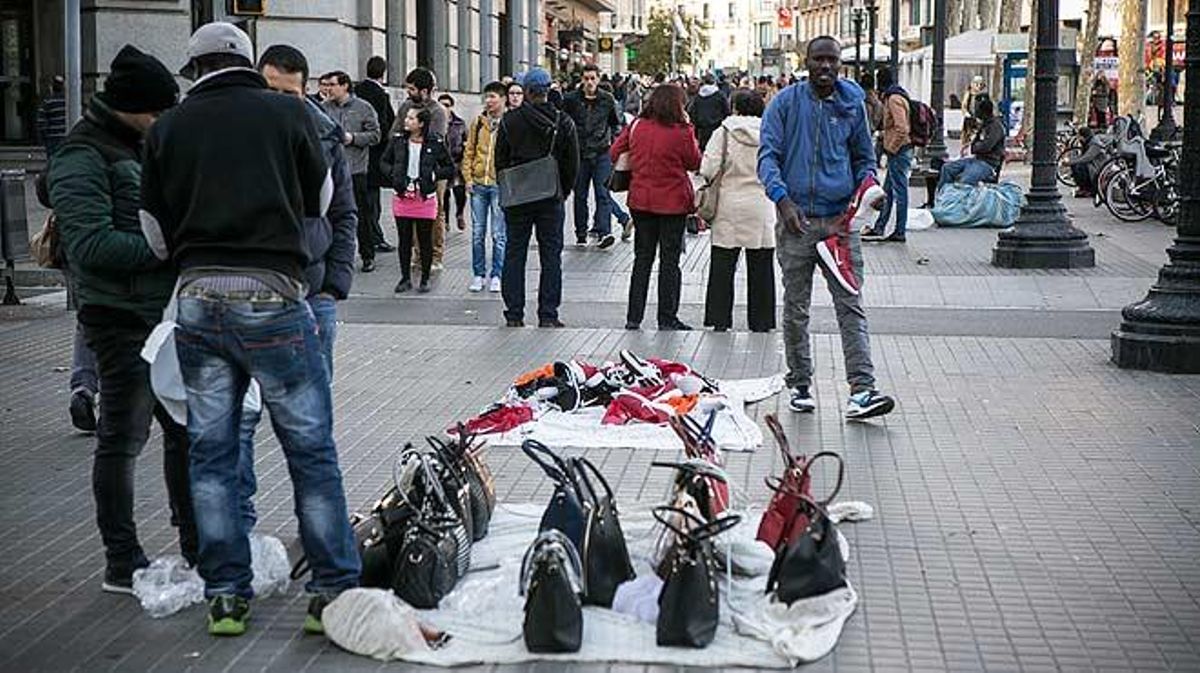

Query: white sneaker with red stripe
[816,177,886,296]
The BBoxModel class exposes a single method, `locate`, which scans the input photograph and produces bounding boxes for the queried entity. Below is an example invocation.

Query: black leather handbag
[389,449,468,608]
[522,439,587,550]
[766,499,847,605]
[520,530,584,653]
[654,507,741,648]
[572,456,636,607]
[497,111,562,208]
[290,484,414,589]
[429,427,496,542]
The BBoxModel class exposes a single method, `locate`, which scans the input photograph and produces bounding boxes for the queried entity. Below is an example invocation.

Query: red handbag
[756,414,844,550]
[668,413,730,515]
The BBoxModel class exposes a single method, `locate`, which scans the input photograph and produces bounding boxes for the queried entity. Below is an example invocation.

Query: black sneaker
[658,319,693,331]
[101,554,150,595]
[597,234,616,250]
[789,387,816,413]
[303,593,335,635]
[538,319,566,328]
[619,349,662,386]
[361,259,376,272]
[505,319,524,328]
[376,242,396,253]
[208,595,251,637]
[860,228,886,241]
[69,389,96,433]
[394,279,412,293]
[624,321,640,331]
[575,235,588,247]
[883,233,907,243]
[845,389,895,420]
[417,278,431,293]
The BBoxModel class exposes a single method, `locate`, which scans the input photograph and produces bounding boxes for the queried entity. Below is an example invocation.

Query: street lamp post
[991,0,1095,268]
[866,0,877,77]
[926,0,948,163]
[1151,0,1179,141]
[853,7,864,81]
[889,0,899,71]
[1111,0,1200,372]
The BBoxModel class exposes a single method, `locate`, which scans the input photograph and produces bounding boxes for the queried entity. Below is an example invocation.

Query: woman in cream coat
[700,90,776,332]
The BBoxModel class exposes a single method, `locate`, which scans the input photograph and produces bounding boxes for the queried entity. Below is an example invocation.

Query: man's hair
[319,71,351,87]
[483,80,507,96]
[732,89,765,117]
[193,53,253,78]
[859,72,875,90]
[875,67,895,89]
[258,45,309,83]
[582,63,601,75]
[438,93,455,106]
[406,67,436,92]
[975,95,994,119]
[702,73,715,85]
[806,35,841,56]
[653,72,667,84]
[366,56,386,79]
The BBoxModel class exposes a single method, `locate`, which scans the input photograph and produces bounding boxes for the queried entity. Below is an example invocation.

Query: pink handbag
[392,189,437,220]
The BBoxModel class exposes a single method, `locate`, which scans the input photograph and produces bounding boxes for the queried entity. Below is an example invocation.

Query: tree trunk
[1074,0,1102,124]
[979,0,996,29]
[1117,0,1146,117]
[963,0,980,32]
[1020,0,1038,141]
[992,0,1024,103]
[948,0,964,36]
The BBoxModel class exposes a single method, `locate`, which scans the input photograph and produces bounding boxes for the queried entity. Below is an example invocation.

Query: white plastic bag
[131,534,291,618]
[323,588,430,661]
[140,320,262,426]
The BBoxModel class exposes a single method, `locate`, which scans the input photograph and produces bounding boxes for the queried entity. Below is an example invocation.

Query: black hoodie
[141,68,328,282]
[494,101,580,211]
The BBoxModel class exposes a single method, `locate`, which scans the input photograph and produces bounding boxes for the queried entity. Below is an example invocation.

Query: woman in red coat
[610,84,702,331]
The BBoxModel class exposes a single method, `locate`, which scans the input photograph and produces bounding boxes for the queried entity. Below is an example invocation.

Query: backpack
[907,98,937,147]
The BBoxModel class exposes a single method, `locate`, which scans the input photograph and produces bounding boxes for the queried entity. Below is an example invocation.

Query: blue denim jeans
[875,146,913,236]
[175,290,358,598]
[608,191,630,225]
[236,295,338,535]
[574,154,613,239]
[938,157,995,189]
[470,184,506,279]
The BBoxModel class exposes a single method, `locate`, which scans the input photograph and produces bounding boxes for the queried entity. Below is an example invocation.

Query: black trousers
[627,211,685,326]
[368,184,387,246]
[353,173,378,262]
[502,201,564,323]
[397,217,434,282]
[704,245,777,332]
[450,183,467,221]
[79,306,197,572]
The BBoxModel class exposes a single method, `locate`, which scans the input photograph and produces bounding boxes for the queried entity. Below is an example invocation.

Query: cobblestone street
[2,178,1199,672]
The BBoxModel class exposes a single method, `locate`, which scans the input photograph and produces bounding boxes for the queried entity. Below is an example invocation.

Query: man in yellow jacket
[863,67,911,243]
[462,81,508,292]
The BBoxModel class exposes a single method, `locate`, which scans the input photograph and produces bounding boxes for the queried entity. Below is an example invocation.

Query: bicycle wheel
[1104,169,1154,222]
[1154,179,1179,224]
[1056,145,1082,187]
[1094,158,1128,205]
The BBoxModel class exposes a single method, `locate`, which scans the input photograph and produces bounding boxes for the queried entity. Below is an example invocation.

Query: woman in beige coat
[699,90,776,332]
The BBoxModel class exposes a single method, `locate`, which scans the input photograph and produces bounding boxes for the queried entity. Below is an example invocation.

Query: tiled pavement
[3,172,1200,672]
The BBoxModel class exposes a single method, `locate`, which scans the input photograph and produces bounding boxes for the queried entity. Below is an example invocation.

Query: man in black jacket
[689,73,730,150]
[495,67,580,328]
[355,56,396,253]
[936,97,1005,194]
[139,22,359,639]
[562,64,622,249]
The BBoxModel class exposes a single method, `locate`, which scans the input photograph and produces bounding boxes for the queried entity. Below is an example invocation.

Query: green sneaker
[207,595,250,637]
[303,593,335,635]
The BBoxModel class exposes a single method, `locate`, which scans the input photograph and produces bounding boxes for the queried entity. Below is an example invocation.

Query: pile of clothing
[455,350,727,435]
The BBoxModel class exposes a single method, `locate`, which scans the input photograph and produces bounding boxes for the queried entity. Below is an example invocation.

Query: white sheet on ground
[486,375,785,452]
[322,502,869,668]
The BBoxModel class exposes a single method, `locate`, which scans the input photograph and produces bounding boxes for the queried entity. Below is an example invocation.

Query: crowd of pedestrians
[43,23,895,641]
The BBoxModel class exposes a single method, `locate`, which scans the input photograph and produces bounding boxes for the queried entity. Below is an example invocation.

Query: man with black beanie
[139,22,359,639]
[48,44,198,597]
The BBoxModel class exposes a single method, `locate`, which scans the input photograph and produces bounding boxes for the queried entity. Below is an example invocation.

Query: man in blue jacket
[758,36,896,421]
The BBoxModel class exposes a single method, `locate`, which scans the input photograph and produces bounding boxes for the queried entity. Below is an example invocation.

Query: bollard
[0,169,30,305]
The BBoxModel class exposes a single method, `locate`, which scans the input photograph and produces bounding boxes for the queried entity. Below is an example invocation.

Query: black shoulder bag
[522,439,587,550]
[389,450,468,608]
[654,506,742,648]
[765,496,847,605]
[520,529,585,653]
[429,426,497,542]
[497,111,562,208]
[571,456,636,607]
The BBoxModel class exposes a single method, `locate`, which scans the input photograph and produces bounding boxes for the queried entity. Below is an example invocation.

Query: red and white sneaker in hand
[816,177,886,296]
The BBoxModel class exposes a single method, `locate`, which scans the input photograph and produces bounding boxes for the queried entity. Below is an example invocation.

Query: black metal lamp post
[866,0,877,77]
[992,0,1095,268]
[1111,0,1200,373]
[889,0,899,71]
[853,7,864,81]
[926,0,948,163]
[1151,0,1180,142]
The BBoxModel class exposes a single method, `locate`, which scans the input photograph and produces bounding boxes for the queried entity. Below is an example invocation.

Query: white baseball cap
[180,22,254,79]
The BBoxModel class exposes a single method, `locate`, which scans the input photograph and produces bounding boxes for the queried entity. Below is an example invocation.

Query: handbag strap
[652,506,742,544]
[651,459,728,484]
[571,456,615,508]
[519,529,584,596]
[547,111,561,156]
[766,450,845,505]
[763,413,796,468]
[521,439,575,489]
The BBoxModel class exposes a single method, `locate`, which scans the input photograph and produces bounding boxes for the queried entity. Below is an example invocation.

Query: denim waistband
[178,286,290,302]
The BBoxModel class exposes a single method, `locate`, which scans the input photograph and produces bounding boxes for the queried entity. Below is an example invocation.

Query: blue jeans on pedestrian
[875,146,913,236]
[574,154,613,239]
[938,157,995,190]
[236,295,338,535]
[608,192,630,225]
[502,201,564,323]
[470,184,506,279]
[175,289,358,599]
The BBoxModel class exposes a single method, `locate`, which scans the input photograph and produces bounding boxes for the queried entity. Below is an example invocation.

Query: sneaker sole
[597,236,616,250]
[209,616,248,637]
[789,401,816,413]
[100,581,134,595]
[303,614,324,635]
[70,395,97,433]
[846,398,895,420]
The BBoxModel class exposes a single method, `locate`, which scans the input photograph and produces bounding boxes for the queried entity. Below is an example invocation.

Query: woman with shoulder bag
[699,90,777,333]
[381,107,455,293]
[610,84,701,331]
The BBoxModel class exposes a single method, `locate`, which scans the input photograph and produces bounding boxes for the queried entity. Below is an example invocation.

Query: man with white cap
[139,22,359,638]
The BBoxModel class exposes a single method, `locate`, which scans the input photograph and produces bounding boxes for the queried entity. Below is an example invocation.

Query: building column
[387,0,407,84]
[526,0,540,69]
[459,0,473,91]
[509,0,526,71]
[432,0,450,86]
[479,0,494,84]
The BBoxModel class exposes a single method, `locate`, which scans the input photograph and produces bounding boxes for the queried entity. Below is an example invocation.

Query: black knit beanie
[99,45,179,113]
